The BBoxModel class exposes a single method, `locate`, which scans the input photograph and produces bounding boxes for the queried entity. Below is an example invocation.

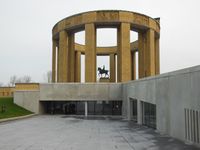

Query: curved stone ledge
[74,41,138,55]
[52,10,160,37]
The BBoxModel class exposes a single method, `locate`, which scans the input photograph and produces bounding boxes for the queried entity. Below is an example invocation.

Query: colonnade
[51,10,160,83]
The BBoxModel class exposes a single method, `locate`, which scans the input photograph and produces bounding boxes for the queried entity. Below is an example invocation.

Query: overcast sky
[0,0,200,84]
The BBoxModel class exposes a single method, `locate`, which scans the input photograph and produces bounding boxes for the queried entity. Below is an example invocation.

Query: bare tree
[47,71,52,83]
[16,78,22,83]
[10,75,17,86]
[43,71,52,83]
[9,75,32,86]
[22,75,31,83]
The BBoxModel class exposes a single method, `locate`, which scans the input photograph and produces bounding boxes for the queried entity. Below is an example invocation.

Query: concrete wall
[123,65,200,145]
[14,83,122,114]
[39,83,122,101]
[14,91,40,114]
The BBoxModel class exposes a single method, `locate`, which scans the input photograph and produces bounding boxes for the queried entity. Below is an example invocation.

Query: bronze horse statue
[98,67,109,77]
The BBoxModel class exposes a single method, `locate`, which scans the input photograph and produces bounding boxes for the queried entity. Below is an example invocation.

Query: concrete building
[13,10,200,147]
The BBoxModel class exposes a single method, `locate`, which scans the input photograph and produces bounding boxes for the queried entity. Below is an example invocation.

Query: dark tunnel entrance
[40,101,122,116]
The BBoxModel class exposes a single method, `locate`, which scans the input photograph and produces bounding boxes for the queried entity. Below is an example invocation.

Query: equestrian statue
[97,65,109,77]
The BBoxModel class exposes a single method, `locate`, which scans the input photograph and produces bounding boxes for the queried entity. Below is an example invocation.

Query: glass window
[95,101,103,115]
[76,101,85,115]
[103,101,112,115]
[132,99,137,122]
[88,101,95,115]
[112,101,122,115]
[142,101,156,129]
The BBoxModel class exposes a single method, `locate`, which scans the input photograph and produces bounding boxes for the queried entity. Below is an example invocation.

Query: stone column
[57,46,59,82]
[117,23,131,82]
[109,54,116,82]
[58,30,69,82]
[52,39,57,82]
[117,28,121,82]
[145,29,156,76]
[85,101,88,117]
[131,51,136,80]
[69,33,75,82]
[138,32,145,78]
[75,51,81,82]
[155,37,160,75]
[85,23,96,82]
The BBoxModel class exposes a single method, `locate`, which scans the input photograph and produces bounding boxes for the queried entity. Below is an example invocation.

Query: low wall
[0,83,39,97]
[15,83,39,91]
[0,87,14,97]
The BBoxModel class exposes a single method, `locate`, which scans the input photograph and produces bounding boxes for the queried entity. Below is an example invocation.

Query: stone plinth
[99,77,110,83]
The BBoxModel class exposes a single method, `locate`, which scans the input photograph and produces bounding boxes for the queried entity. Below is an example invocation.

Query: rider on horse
[98,65,109,77]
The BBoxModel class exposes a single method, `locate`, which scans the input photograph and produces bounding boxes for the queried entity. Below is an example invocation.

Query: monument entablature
[52,10,160,37]
[52,10,160,83]
[74,41,138,55]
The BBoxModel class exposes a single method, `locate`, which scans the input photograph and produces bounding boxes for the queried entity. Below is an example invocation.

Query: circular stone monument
[52,10,160,83]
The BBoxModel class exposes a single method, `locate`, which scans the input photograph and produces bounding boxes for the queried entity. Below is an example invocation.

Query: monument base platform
[99,77,110,83]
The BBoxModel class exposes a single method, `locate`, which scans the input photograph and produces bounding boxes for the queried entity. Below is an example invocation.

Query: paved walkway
[0,115,199,150]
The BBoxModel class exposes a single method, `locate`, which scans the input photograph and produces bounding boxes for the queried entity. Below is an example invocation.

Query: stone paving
[0,115,199,150]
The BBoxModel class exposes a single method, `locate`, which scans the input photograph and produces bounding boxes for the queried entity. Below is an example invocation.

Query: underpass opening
[40,100,122,116]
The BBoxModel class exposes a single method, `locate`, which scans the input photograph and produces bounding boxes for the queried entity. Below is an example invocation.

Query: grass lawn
[0,97,32,119]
